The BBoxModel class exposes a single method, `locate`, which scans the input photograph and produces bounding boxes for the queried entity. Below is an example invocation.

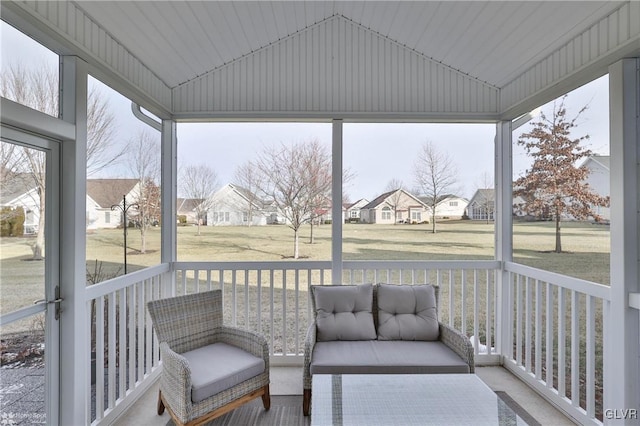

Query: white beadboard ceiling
[76,1,626,90]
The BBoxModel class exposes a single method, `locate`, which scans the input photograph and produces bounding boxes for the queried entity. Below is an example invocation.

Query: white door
[0,127,60,425]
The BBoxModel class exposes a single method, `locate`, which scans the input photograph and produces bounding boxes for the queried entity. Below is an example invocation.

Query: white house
[419,194,468,220]
[344,198,369,223]
[360,189,430,224]
[86,179,140,230]
[580,155,610,221]
[206,183,269,226]
[467,189,495,221]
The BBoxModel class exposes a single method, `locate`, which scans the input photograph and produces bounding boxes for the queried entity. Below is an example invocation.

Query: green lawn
[1,220,610,316]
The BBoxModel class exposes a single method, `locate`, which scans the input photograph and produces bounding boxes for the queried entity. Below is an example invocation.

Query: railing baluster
[461,270,467,336]
[448,270,454,328]
[270,270,275,354]
[525,276,532,373]
[485,270,492,355]
[128,286,135,392]
[137,282,144,383]
[108,291,116,408]
[295,269,300,355]
[118,288,126,400]
[586,295,595,418]
[282,269,287,355]
[96,295,105,420]
[546,283,554,388]
[473,270,479,355]
[244,270,249,329]
[571,290,580,407]
[558,287,566,397]
[206,269,212,290]
[145,279,153,377]
[535,279,542,379]
[516,274,522,366]
[232,270,237,326]
[195,269,200,293]
[257,270,263,332]
[181,269,187,295]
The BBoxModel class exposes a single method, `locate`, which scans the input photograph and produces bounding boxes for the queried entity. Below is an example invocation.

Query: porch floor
[113,366,576,425]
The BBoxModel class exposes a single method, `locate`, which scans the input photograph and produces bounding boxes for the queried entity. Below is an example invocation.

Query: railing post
[495,120,513,361]
[332,119,343,285]
[606,58,640,423]
[161,119,177,296]
[59,55,89,425]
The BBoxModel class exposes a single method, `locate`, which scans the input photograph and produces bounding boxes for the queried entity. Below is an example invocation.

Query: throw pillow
[376,283,439,341]
[312,284,376,341]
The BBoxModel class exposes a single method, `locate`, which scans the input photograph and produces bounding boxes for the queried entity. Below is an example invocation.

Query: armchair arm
[439,322,475,373]
[159,342,193,423]
[303,322,317,390]
[216,326,270,369]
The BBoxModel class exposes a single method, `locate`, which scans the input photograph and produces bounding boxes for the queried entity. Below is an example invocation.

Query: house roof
[418,194,467,206]
[582,155,610,171]
[176,198,203,213]
[469,188,495,204]
[86,179,138,208]
[0,173,37,205]
[361,189,426,210]
[8,2,636,120]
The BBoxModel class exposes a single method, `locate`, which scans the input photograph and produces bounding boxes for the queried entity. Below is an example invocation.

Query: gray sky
[2,20,610,201]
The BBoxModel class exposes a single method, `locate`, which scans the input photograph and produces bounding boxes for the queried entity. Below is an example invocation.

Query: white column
[161,119,177,295]
[606,58,640,423]
[495,121,513,358]
[332,119,343,285]
[59,55,89,425]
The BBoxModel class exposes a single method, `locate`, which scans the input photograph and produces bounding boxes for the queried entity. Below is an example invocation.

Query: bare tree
[128,130,161,254]
[255,139,332,259]
[180,164,218,235]
[234,161,265,227]
[1,64,120,258]
[514,97,609,253]
[384,179,405,224]
[414,142,459,234]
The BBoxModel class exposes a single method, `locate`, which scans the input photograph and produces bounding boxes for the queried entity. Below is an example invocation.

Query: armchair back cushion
[312,284,376,341]
[147,290,223,354]
[376,284,439,341]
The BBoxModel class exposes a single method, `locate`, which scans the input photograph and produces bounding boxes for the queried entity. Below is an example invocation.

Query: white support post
[606,58,640,423]
[161,120,177,295]
[59,55,89,426]
[332,119,343,285]
[495,121,513,360]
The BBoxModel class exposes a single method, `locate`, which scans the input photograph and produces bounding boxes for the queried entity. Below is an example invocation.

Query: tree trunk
[555,212,562,253]
[309,221,314,244]
[431,213,437,234]
[196,221,201,236]
[294,229,299,259]
[140,225,147,254]
[33,189,45,260]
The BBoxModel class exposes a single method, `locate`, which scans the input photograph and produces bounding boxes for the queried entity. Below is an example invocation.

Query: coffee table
[311,374,530,425]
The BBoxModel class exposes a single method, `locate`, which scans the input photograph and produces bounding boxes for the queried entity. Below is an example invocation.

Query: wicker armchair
[147,290,270,426]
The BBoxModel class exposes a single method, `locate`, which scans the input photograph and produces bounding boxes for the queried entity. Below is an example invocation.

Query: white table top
[311,374,530,426]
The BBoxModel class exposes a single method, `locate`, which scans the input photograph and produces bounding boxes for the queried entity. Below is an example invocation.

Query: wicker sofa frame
[302,284,474,416]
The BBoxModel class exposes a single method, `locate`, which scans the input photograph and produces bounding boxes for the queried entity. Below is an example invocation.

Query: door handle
[33,298,64,320]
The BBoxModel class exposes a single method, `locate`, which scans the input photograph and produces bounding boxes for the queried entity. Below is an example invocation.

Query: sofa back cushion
[312,284,377,341]
[376,284,439,341]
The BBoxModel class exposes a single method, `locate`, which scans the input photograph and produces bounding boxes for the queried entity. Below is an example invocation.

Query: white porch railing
[85,260,608,425]
[504,262,610,425]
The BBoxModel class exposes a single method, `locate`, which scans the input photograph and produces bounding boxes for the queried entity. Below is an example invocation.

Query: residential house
[1,173,40,234]
[86,179,140,229]
[419,194,468,220]
[206,183,269,226]
[360,189,429,224]
[177,198,203,225]
[581,155,610,221]
[343,198,369,223]
[467,189,495,221]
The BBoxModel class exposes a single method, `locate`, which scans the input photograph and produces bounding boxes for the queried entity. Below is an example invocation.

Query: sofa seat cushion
[182,342,265,403]
[312,284,376,341]
[377,284,439,341]
[309,341,470,375]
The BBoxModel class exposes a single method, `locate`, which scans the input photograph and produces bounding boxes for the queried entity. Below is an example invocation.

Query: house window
[411,211,421,222]
[224,212,230,222]
[105,212,110,224]
[350,210,358,218]
[243,212,248,222]
[381,207,392,220]
[449,201,458,207]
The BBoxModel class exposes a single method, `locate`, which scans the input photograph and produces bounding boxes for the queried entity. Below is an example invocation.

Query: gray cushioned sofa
[302,283,474,416]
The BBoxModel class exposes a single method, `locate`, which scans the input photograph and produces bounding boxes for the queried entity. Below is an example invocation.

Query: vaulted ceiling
[2,1,639,120]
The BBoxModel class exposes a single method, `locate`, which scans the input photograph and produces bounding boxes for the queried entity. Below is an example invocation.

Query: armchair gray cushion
[182,342,266,403]
[312,284,376,341]
[376,284,439,341]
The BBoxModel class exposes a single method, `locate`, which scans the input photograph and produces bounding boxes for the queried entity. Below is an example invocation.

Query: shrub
[0,206,25,237]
